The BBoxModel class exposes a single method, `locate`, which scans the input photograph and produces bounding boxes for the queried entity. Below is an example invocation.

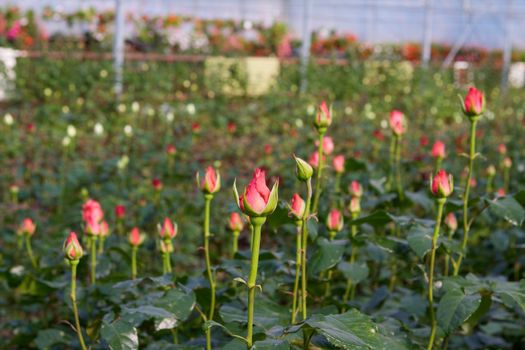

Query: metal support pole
[442,0,473,69]
[501,0,513,92]
[300,0,313,93]
[113,0,125,97]
[421,0,433,67]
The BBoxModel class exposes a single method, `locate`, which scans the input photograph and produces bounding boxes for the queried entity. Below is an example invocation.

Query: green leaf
[252,339,290,349]
[101,319,139,350]
[220,297,289,328]
[154,288,196,321]
[338,262,369,284]
[407,225,433,259]
[309,238,346,275]
[350,211,392,227]
[35,329,72,349]
[304,310,411,350]
[487,196,525,226]
[436,288,481,335]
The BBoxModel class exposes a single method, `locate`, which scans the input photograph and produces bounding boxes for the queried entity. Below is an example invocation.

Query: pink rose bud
[63,232,83,260]
[100,221,109,237]
[470,178,477,188]
[326,209,344,232]
[129,227,145,246]
[158,218,177,239]
[497,143,507,155]
[235,168,279,217]
[349,197,361,214]
[191,122,201,134]
[115,205,126,219]
[389,110,406,136]
[308,151,325,169]
[227,121,237,134]
[430,169,454,198]
[19,218,36,236]
[349,180,363,198]
[431,140,446,159]
[420,136,429,147]
[444,212,457,232]
[496,188,506,197]
[503,157,512,169]
[264,144,273,155]
[152,178,163,191]
[82,199,104,224]
[228,212,244,232]
[315,136,334,155]
[314,101,332,131]
[289,193,306,220]
[487,165,496,177]
[373,129,385,142]
[166,144,176,155]
[462,87,485,118]
[333,155,345,174]
[197,166,221,194]
[86,218,101,236]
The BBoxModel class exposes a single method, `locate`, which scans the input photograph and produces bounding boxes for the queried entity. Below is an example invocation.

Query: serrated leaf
[35,329,72,349]
[487,196,525,226]
[436,288,481,335]
[407,225,433,259]
[350,211,392,227]
[252,339,289,349]
[101,319,139,350]
[154,288,196,321]
[338,262,369,284]
[309,238,346,275]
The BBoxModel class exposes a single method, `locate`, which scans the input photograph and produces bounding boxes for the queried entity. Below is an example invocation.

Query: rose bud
[196,166,221,194]
[100,221,109,238]
[166,144,176,156]
[191,122,201,134]
[326,209,344,232]
[462,87,485,118]
[315,136,334,155]
[444,212,457,232]
[82,199,104,224]
[308,151,320,168]
[129,227,145,246]
[420,136,429,147]
[497,143,507,155]
[234,168,279,217]
[228,212,244,232]
[289,193,306,220]
[85,218,101,236]
[349,197,361,214]
[430,169,454,198]
[431,140,446,159]
[63,232,83,261]
[503,157,512,169]
[158,218,177,240]
[294,155,313,181]
[487,165,496,177]
[152,178,163,191]
[115,204,126,219]
[373,129,385,142]
[333,155,345,174]
[349,180,363,198]
[264,144,272,155]
[19,218,36,236]
[496,188,506,197]
[314,101,332,131]
[227,121,237,134]
[389,110,406,136]
[10,184,19,194]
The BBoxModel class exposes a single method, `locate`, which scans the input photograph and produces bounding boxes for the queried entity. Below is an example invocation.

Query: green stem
[388,135,396,190]
[323,231,337,298]
[435,158,442,173]
[454,118,478,276]
[70,261,88,350]
[232,231,240,257]
[131,246,138,279]
[90,236,98,285]
[503,168,510,193]
[98,237,105,255]
[163,247,172,274]
[343,212,359,307]
[427,198,446,350]
[486,174,494,195]
[291,223,302,324]
[311,131,325,214]
[203,194,215,350]
[247,217,266,348]
[395,135,404,201]
[301,179,313,321]
[25,234,37,268]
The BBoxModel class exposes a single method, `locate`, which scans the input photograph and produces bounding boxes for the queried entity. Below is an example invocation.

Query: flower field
[1,55,525,350]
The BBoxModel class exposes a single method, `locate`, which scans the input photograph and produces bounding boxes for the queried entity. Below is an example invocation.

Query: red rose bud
[497,143,507,155]
[228,212,244,232]
[197,166,221,194]
[294,155,313,181]
[191,122,201,134]
[349,180,363,198]
[326,209,343,232]
[420,136,429,147]
[430,169,453,198]
[316,136,334,155]
[289,193,306,220]
[444,212,457,232]
[82,199,104,224]
[129,227,145,246]
[496,188,506,197]
[373,129,385,142]
[227,121,237,134]
[349,197,361,214]
[86,219,101,236]
[234,168,279,217]
[333,155,345,174]
[166,144,176,156]
[389,110,406,136]
[152,178,163,191]
[462,87,485,118]
[158,218,177,239]
[100,221,109,237]
[63,232,83,260]
[503,157,512,169]
[431,140,446,159]
[115,204,126,219]
[19,218,36,236]
[314,101,332,131]
[264,144,272,155]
